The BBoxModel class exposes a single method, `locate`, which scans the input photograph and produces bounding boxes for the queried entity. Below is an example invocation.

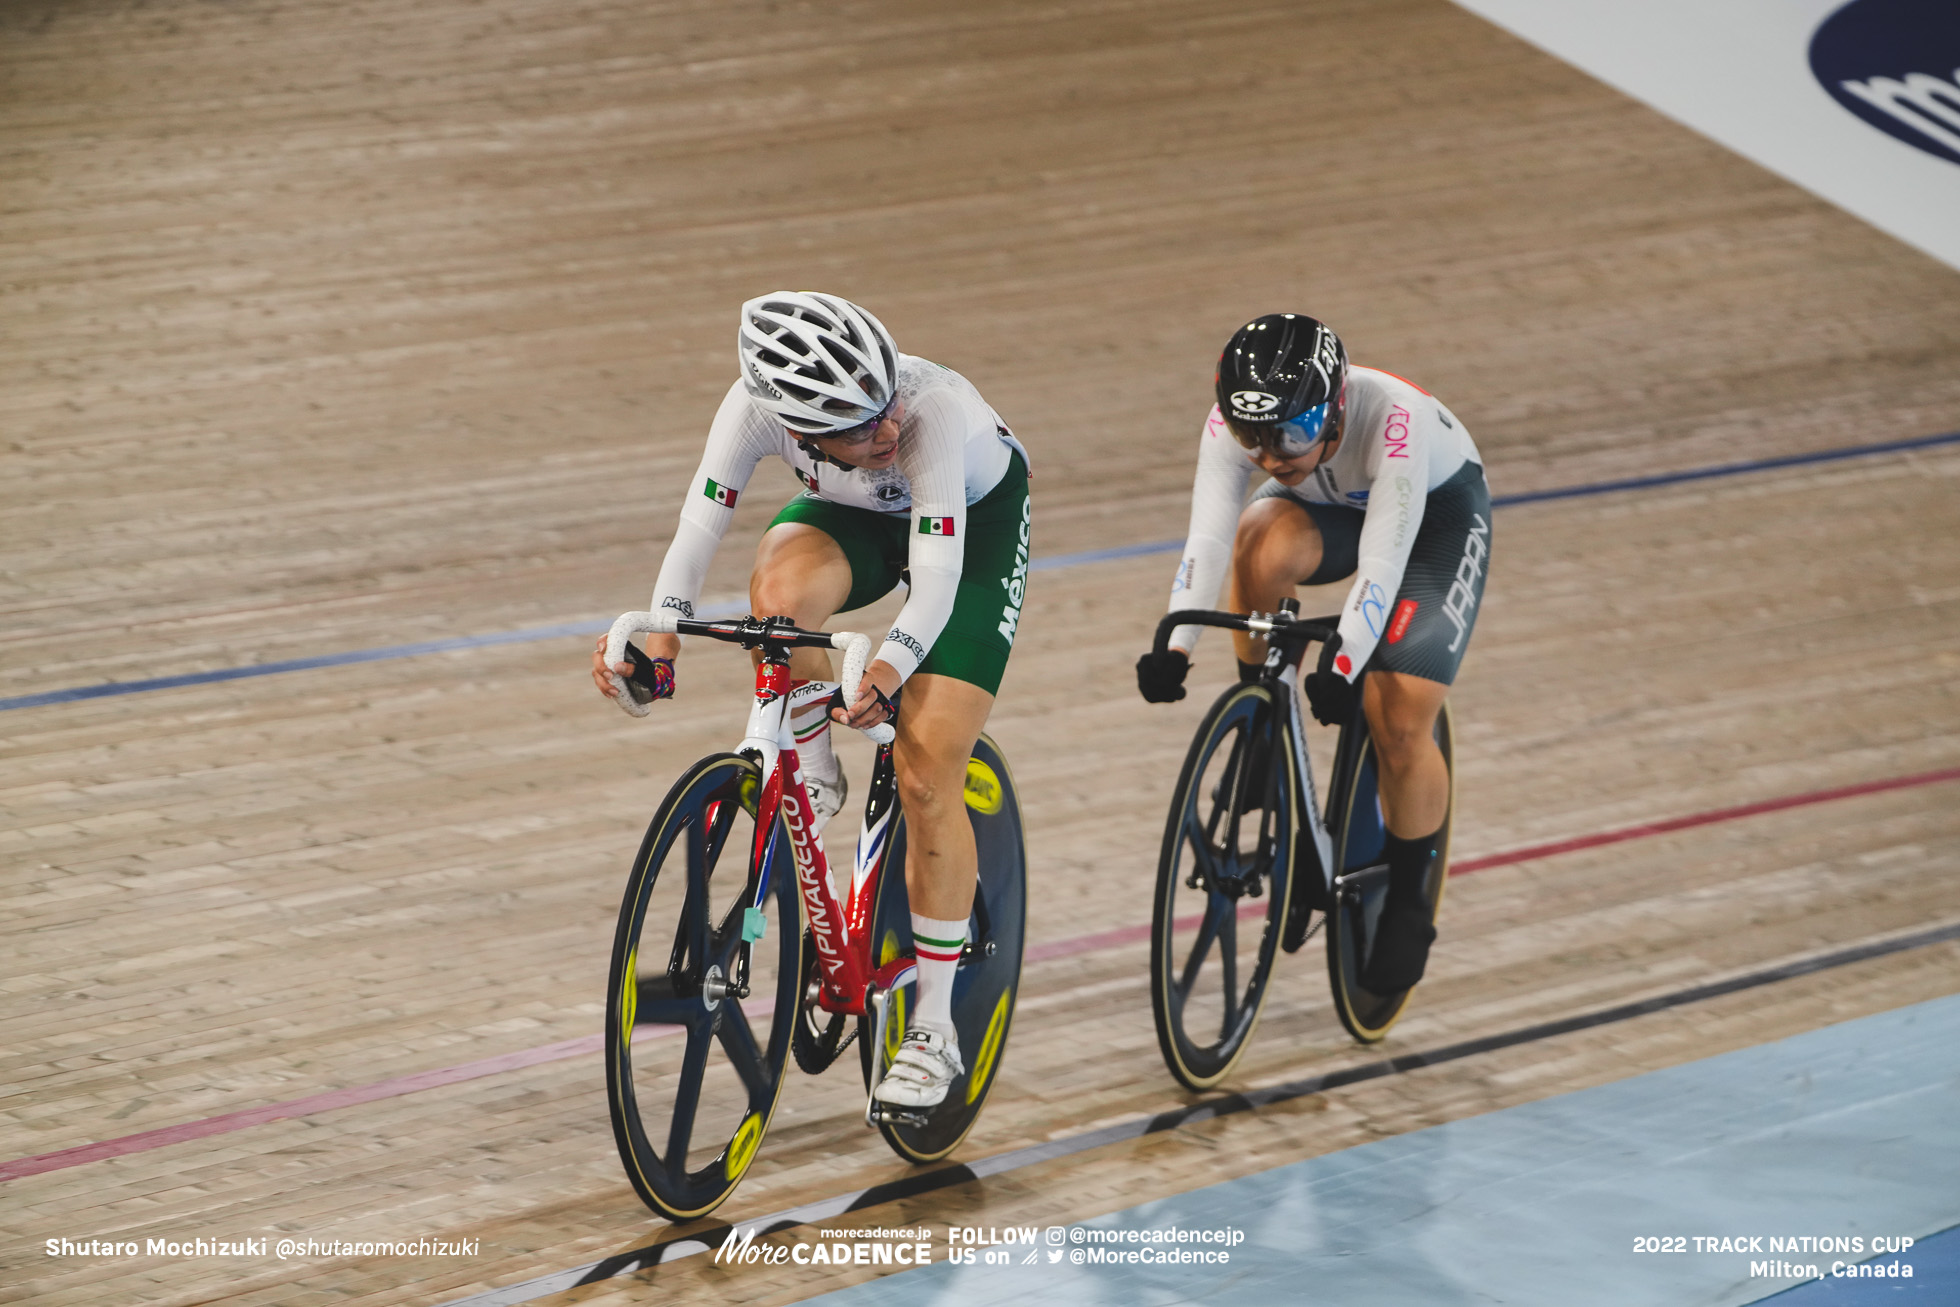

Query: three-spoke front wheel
[1150,684,1297,1091]
[605,753,802,1221]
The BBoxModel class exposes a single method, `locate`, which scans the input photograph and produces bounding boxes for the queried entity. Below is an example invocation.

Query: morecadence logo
[1811,0,1960,167]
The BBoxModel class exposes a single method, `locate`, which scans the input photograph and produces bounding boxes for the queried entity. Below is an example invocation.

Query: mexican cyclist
[592,291,1032,1109]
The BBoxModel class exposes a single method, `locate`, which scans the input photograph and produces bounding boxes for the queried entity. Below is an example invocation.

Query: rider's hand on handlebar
[1136,648,1190,703]
[591,635,630,699]
[1303,632,1358,725]
[592,634,677,704]
[834,660,901,730]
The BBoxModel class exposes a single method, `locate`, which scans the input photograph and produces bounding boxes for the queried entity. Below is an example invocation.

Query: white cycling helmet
[738,291,899,436]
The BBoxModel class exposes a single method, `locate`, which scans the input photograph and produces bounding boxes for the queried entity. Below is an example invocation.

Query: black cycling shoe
[1361,901,1437,993]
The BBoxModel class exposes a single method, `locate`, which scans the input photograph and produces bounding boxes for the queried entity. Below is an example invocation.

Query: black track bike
[1147,601,1453,1090]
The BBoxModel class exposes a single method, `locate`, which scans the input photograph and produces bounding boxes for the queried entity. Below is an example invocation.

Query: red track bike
[599,611,1026,1221]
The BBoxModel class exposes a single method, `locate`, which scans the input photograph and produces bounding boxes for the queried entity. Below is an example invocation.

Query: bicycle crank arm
[863,985,894,1127]
[1333,862,1390,903]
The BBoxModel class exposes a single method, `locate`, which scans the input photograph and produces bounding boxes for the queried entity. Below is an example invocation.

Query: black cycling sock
[1238,659,1264,684]
[1382,825,1444,905]
[1365,823,1445,992]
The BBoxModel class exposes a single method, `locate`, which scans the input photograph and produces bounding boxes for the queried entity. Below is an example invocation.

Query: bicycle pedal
[867,1104,931,1129]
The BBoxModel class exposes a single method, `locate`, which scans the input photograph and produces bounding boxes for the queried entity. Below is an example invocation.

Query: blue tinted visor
[1273,400,1333,452]
[1228,397,1333,455]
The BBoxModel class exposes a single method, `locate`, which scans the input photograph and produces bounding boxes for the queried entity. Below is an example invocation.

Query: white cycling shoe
[872,1027,964,1108]
[806,769,848,828]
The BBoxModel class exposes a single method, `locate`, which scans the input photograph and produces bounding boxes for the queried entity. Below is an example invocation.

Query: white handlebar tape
[833,631,896,747]
[604,610,678,718]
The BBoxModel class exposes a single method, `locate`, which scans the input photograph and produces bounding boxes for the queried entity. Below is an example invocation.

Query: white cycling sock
[909,912,966,1038]
[788,679,840,784]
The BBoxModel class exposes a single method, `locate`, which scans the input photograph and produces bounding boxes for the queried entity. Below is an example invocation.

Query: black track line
[439,919,1960,1306]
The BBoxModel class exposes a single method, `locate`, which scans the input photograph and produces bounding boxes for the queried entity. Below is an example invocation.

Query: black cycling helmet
[1215,314,1348,455]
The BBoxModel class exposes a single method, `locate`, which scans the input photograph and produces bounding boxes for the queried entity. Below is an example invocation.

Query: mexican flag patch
[704,479,738,508]
[918,516,955,537]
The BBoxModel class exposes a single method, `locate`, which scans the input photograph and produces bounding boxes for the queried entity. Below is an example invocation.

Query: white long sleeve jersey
[651,355,1027,684]
[1166,366,1483,677]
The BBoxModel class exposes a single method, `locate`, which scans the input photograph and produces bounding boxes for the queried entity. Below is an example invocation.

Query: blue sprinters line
[0,622,606,712]
[0,600,750,713]
[1037,428,1960,564]
[1486,428,1960,508]
[1026,539,1187,572]
[6,430,1956,714]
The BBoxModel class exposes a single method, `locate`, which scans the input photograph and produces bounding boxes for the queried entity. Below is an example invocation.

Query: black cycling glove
[1302,633,1359,726]
[1135,648,1190,703]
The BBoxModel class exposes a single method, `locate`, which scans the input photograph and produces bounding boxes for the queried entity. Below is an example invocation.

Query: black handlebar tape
[1152,608,1341,656]
[1152,609,1252,656]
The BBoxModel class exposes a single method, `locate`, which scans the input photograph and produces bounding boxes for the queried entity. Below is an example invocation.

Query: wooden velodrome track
[5,0,1959,1303]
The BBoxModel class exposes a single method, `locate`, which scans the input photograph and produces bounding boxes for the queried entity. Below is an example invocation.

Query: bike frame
[604,609,921,1024]
[1260,632,1338,899]
[1155,604,1351,901]
[736,648,916,1020]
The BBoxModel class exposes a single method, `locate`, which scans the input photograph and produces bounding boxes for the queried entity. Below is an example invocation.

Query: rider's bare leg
[1363,671,1450,838]
[1360,670,1450,990]
[862,672,991,1107]
[750,524,857,816]
[749,523,853,681]
[1226,498,1450,837]
[1225,496,1324,668]
[890,673,989,921]
[889,673,990,1031]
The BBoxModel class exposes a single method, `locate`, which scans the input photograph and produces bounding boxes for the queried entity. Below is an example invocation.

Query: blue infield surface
[805,993,1960,1307]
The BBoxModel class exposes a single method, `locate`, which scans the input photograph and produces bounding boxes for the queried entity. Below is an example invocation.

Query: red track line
[1025,923,1152,963]
[0,1035,599,1184]
[1447,766,1960,875]
[6,764,1956,1184]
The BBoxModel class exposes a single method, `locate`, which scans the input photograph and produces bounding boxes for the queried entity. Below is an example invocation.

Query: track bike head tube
[741,656,793,780]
